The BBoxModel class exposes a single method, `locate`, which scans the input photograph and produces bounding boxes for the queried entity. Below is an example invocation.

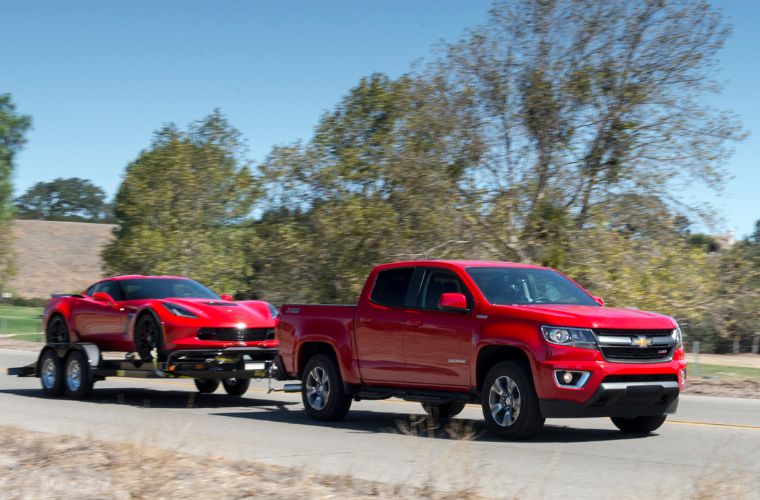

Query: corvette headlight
[541,326,597,350]
[162,302,198,318]
[672,325,683,348]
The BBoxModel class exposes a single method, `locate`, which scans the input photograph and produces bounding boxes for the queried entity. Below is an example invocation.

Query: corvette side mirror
[220,294,234,302]
[593,296,605,306]
[93,292,118,308]
[439,292,468,312]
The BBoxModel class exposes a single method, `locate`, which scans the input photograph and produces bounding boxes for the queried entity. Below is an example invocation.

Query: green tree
[0,94,32,291]
[437,0,745,264]
[15,177,110,222]
[103,111,258,292]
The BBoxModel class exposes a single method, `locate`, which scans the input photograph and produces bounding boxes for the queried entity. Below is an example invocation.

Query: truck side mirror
[220,294,234,302]
[92,292,118,308]
[439,292,468,312]
[593,296,605,306]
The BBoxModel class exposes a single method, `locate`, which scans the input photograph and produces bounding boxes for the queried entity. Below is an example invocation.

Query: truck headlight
[541,326,597,349]
[672,326,683,349]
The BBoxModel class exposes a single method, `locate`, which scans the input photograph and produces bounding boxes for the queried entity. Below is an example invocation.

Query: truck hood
[160,298,274,327]
[491,304,676,330]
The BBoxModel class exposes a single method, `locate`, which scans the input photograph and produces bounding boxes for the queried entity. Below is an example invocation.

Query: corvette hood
[491,304,676,330]
[160,298,274,326]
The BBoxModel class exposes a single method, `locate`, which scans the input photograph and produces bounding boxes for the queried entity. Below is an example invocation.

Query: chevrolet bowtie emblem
[632,336,652,348]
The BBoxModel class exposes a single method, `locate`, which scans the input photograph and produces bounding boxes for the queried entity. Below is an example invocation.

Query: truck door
[403,267,473,388]
[354,267,421,383]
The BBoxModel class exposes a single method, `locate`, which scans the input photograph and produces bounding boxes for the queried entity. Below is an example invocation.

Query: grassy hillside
[0,304,43,341]
[7,219,116,299]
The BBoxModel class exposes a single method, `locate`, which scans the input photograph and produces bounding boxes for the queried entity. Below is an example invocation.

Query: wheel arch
[297,341,340,379]
[476,344,536,394]
[131,306,164,345]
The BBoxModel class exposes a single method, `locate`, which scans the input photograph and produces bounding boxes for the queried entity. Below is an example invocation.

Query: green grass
[691,363,760,379]
[0,304,44,341]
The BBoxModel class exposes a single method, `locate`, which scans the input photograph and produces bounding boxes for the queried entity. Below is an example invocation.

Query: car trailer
[7,342,299,399]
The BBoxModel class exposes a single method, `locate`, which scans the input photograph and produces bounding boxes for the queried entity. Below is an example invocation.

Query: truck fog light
[554,370,590,389]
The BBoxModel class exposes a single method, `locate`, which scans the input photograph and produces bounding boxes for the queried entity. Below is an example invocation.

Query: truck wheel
[422,400,467,421]
[481,361,544,440]
[302,354,352,421]
[194,378,220,393]
[46,315,69,344]
[222,378,250,396]
[39,350,65,397]
[134,314,165,362]
[611,415,667,434]
[64,350,93,399]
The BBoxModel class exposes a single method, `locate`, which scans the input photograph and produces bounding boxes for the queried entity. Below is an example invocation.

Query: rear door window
[370,268,415,308]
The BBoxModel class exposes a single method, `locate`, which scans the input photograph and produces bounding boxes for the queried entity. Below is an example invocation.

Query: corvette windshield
[119,279,219,300]
[466,267,598,306]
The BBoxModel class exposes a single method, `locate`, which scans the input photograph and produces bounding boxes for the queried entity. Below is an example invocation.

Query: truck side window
[419,269,472,310]
[370,268,415,308]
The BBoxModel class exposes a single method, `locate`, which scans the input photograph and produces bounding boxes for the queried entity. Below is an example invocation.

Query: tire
[481,361,544,440]
[301,354,352,421]
[46,315,69,344]
[222,378,250,396]
[134,313,164,362]
[39,349,65,397]
[422,400,467,421]
[64,350,93,399]
[194,378,220,393]
[611,415,667,434]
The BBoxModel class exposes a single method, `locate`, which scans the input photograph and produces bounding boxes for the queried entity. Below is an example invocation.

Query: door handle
[358,317,374,323]
[405,320,423,327]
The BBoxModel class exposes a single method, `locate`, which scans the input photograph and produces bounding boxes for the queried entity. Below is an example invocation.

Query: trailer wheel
[194,378,220,393]
[302,354,352,421]
[39,350,65,397]
[64,350,93,399]
[222,378,250,396]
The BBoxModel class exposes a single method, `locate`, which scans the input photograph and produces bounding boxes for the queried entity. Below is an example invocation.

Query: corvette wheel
[46,315,69,344]
[222,378,250,396]
[134,314,164,362]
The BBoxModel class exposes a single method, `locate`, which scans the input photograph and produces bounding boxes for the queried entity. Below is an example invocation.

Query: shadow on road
[213,407,651,444]
[0,387,299,411]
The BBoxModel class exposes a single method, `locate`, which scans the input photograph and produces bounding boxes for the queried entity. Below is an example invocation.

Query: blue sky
[4,0,758,237]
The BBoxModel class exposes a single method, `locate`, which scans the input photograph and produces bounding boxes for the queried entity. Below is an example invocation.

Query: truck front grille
[197,327,275,342]
[594,329,676,363]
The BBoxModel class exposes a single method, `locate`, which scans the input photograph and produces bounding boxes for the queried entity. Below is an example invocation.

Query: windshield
[466,267,598,306]
[119,278,219,300]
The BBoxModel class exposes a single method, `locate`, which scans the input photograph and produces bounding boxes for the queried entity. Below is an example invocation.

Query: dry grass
[8,219,115,299]
[0,425,477,499]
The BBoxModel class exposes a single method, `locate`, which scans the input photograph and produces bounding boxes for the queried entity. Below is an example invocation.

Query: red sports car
[43,275,279,360]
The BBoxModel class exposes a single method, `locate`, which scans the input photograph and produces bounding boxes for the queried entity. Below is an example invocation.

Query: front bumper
[535,345,686,418]
[539,379,680,418]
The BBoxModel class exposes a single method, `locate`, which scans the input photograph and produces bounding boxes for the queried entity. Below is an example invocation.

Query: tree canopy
[15,177,111,222]
[0,94,32,291]
[102,110,258,292]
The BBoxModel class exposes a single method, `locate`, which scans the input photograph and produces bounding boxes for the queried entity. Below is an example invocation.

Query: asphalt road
[1,348,759,499]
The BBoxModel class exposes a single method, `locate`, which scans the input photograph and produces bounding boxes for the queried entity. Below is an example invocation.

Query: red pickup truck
[275,260,686,439]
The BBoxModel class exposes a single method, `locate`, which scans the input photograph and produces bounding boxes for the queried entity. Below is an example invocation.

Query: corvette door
[72,281,131,350]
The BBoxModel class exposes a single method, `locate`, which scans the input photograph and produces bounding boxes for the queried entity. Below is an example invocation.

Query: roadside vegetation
[0,305,42,341]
